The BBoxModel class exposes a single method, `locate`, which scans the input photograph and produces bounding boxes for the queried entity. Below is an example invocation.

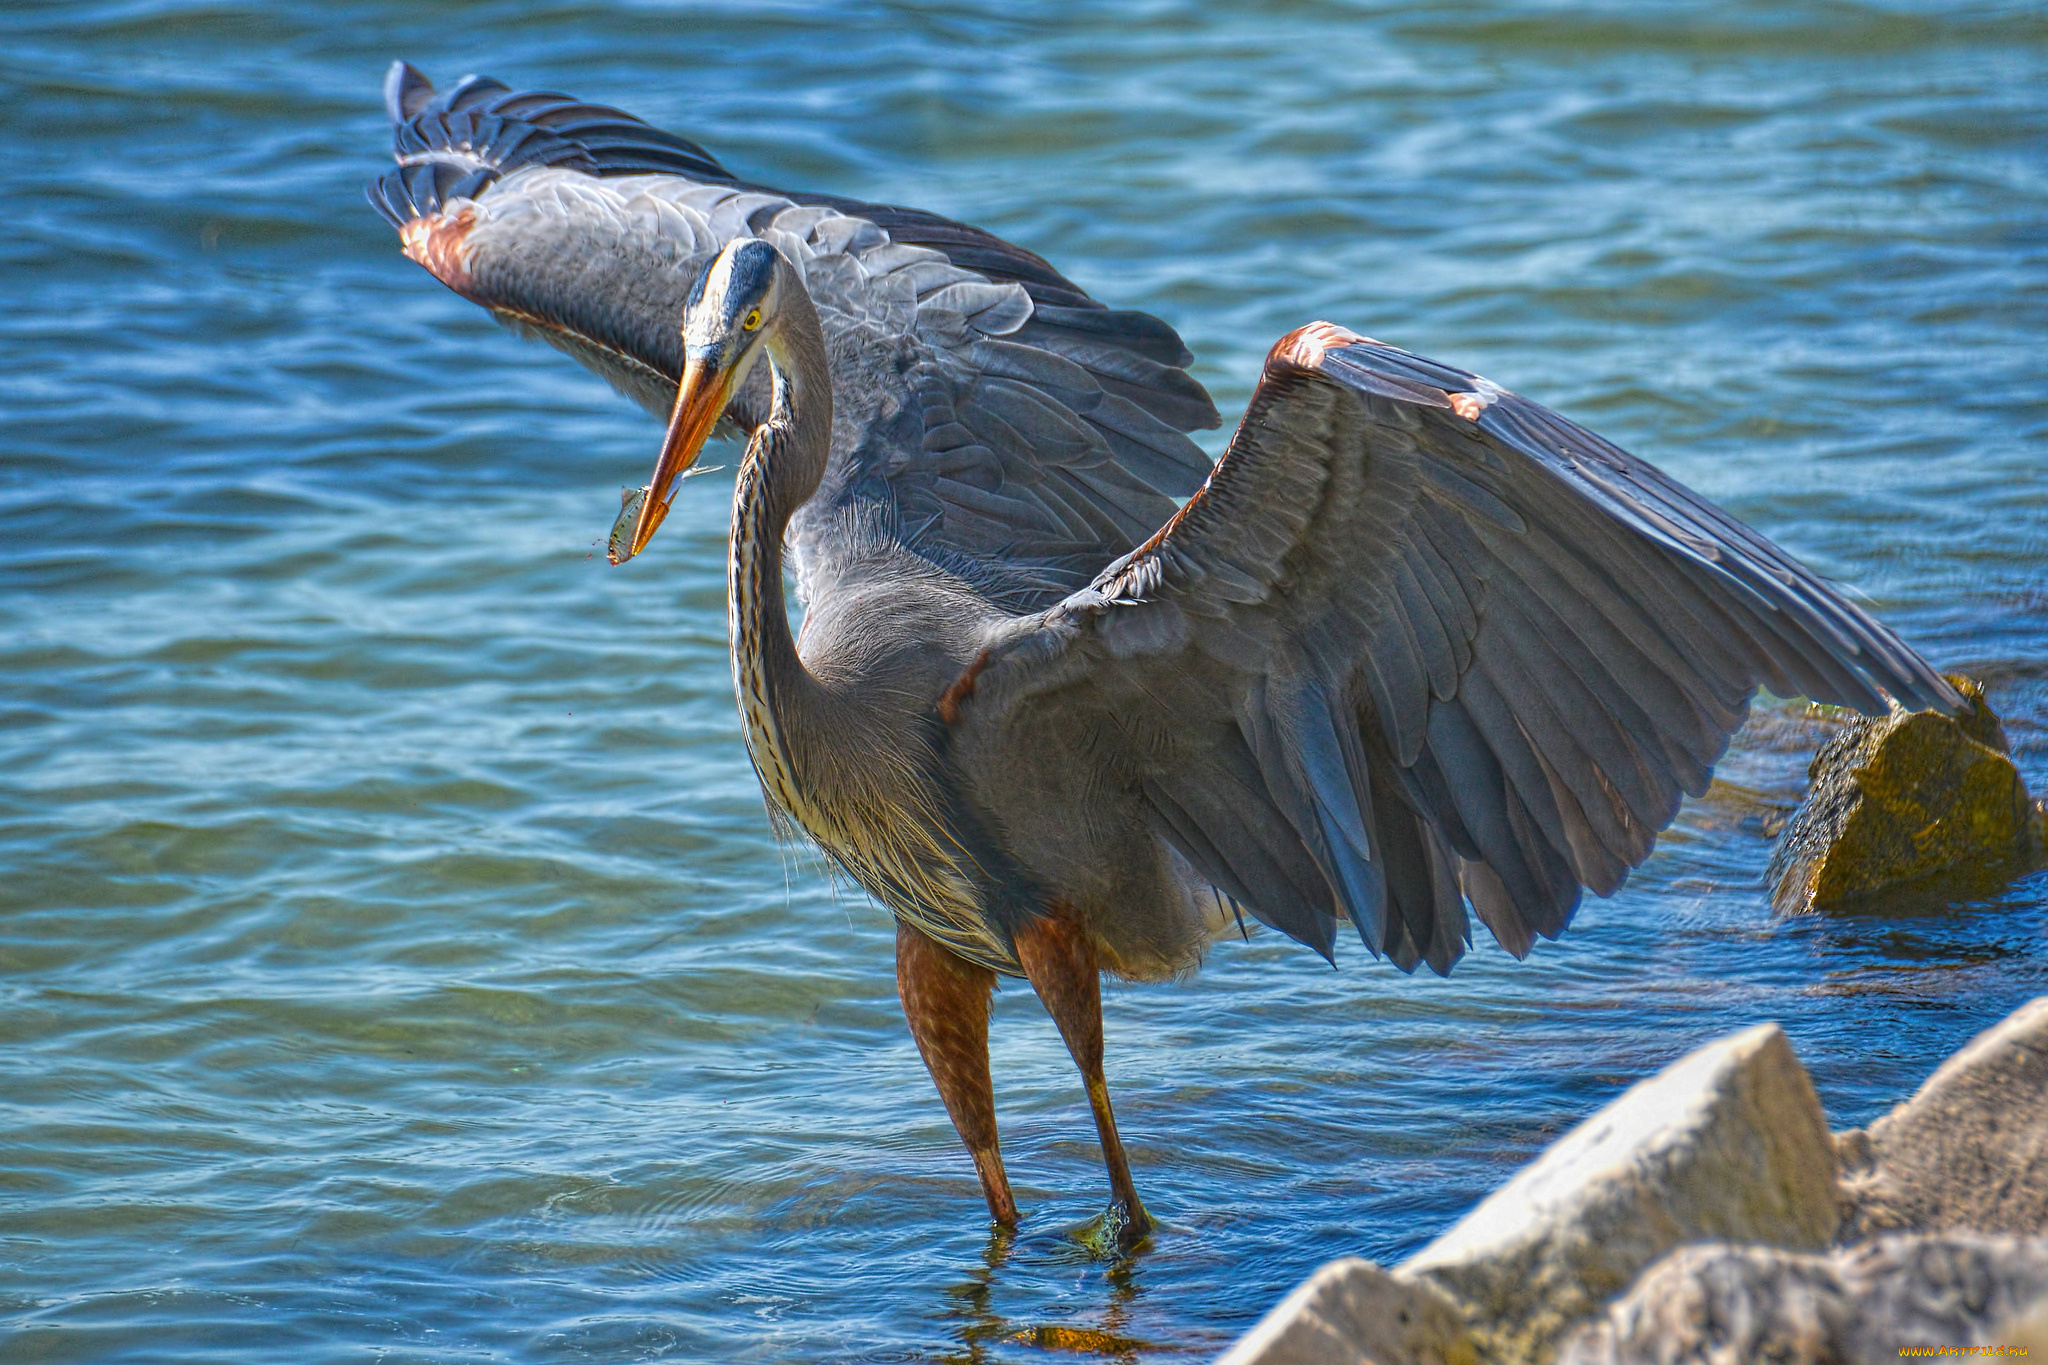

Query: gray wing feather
[369,66,1220,608]
[970,332,1958,974]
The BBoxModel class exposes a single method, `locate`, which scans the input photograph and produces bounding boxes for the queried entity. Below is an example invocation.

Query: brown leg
[895,918,1018,1226]
[1014,912,1154,1240]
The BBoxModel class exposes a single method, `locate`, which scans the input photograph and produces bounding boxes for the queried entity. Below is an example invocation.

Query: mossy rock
[1768,676,2043,915]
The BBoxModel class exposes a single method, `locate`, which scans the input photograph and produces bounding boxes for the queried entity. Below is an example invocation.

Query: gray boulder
[1557,1233,2048,1364]
[1399,1023,1838,1364]
[1213,1257,1476,1365]
[1838,995,2048,1239]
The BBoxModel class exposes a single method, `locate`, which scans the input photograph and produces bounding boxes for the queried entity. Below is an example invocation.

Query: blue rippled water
[2,1,2044,1360]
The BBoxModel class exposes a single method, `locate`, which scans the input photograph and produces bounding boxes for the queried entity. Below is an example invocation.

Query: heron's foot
[1072,1196,1154,1257]
[981,1215,1018,1264]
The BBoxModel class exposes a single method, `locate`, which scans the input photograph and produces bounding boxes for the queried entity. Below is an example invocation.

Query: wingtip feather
[383,61,433,125]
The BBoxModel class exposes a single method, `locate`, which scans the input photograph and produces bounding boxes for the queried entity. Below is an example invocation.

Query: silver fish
[607,485,650,565]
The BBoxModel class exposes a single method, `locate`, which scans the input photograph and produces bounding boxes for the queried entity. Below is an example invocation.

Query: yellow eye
[742,308,762,331]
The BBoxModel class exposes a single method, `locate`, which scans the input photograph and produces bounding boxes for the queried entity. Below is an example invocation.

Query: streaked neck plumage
[716,255,1018,975]
[728,270,832,823]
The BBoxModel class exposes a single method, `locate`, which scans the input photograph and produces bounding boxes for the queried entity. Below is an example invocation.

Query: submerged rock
[1556,1233,2048,1365]
[1838,995,2048,1240]
[1214,1258,1476,1365]
[1399,1024,1838,1365]
[1769,676,2042,914]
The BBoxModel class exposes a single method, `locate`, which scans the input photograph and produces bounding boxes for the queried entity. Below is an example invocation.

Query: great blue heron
[369,64,1958,1243]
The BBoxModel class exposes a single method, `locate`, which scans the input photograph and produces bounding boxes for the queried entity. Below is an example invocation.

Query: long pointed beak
[621,355,731,561]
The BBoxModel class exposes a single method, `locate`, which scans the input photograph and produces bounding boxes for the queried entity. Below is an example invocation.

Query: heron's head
[624,237,789,558]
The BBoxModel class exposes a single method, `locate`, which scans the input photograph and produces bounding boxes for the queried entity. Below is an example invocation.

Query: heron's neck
[728,318,832,822]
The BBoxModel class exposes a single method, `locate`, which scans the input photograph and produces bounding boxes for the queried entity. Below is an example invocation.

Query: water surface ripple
[2,1,2044,1360]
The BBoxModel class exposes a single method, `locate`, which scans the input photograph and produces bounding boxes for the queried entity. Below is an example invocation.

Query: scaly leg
[896,918,1018,1226]
[1014,912,1154,1241]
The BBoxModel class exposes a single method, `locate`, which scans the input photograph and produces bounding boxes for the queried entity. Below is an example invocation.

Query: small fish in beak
[607,352,737,565]
[607,485,651,566]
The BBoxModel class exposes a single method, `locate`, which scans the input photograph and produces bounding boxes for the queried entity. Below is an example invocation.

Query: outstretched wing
[366,63,1218,606]
[966,324,1958,973]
